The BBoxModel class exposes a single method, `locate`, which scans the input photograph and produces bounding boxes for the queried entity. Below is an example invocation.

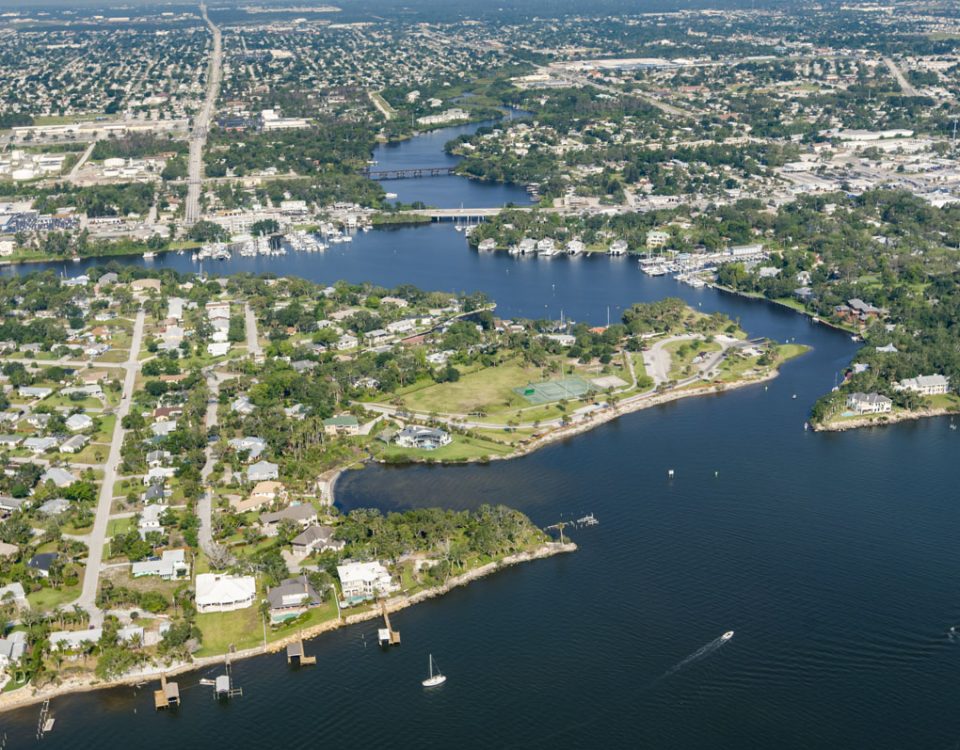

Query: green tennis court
[514,376,595,404]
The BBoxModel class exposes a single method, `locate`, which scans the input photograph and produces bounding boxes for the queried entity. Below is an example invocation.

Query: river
[3,121,960,749]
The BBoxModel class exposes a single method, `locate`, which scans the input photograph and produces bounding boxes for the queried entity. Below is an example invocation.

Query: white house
[395,426,451,450]
[248,460,279,482]
[846,392,893,415]
[897,374,950,396]
[65,413,94,432]
[132,549,189,580]
[138,503,167,539]
[337,561,398,602]
[229,436,266,461]
[195,573,257,613]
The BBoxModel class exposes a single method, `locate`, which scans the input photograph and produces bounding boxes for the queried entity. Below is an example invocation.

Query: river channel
[2,120,960,749]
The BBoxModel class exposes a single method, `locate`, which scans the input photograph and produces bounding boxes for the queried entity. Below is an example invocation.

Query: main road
[73,309,146,624]
[185,2,222,227]
[883,56,919,97]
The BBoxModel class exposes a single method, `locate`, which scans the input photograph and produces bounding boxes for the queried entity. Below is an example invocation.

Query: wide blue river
[2,122,960,749]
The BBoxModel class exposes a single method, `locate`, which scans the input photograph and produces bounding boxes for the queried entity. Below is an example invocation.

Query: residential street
[73,308,146,623]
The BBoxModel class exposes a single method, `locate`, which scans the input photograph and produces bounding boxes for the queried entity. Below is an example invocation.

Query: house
[229,436,266,461]
[60,434,89,454]
[0,582,28,610]
[138,504,167,539]
[646,230,670,248]
[0,496,28,516]
[130,278,162,294]
[40,467,76,488]
[248,460,279,482]
[846,392,893,415]
[291,525,343,557]
[146,450,172,467]
[144,466,176,485]
[25,413,51,430]
[18,386,53,399]
[259,504,318,536]
[0,541,18,559]
[323,415,360,436]
[0,631,26,669]
[131,549,189,580]
[266,576,322,623]
[28,552,58,578]
[337,561,398,602]
[143,483,166,503]
[336,334,358,351]
[24,436,58,454]
[207,342,231,357]
[231,396,256,416]
[39,498,70,516]
[231,481,285,513]
[897,374,950,396]
[195,573,257,613]
[395,426,452,450]
[876,343,899,354]
[151,419,177,437]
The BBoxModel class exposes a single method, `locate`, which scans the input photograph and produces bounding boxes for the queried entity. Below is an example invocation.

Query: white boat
[721,631,734,641]
[422,654,446,688]
[143,251,156,260]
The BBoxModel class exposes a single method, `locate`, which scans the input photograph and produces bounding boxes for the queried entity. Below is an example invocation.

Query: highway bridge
[365,166,457,180]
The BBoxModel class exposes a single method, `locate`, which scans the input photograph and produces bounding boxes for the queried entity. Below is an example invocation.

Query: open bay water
[3,122,960,748]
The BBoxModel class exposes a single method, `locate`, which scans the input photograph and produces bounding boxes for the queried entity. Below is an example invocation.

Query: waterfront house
[291,525,344,557]
[337,561,398,602]
[395,426,452,450]
[846,392,893,415]
[323,414,360,436]
[267,576,323,623]
[0,631,26,669]
[195,573,257,613]
[896,374,950,396]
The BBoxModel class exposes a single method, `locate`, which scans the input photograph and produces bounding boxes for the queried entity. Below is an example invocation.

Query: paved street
[185,3,221,227]
[73,309,146,623]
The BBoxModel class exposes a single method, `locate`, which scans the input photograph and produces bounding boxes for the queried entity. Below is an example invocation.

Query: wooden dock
[286,637,317,666]
[378,600,400,647]
[154,674,180,710]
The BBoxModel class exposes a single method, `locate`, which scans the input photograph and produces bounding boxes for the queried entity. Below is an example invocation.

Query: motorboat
[721,631,734,641]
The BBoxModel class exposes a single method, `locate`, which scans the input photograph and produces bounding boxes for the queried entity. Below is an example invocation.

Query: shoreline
[358,369,784,480]
[0,541,576,714]
[813,406,959,432]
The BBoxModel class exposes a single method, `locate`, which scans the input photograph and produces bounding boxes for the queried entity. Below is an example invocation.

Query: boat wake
[649,631,734,687]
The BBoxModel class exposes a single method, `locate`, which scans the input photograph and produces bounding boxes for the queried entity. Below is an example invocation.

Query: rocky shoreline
[813,406,959,432]
[0,541,575,715]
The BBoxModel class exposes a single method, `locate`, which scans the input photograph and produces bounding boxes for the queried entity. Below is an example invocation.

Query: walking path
[72,309,145,624]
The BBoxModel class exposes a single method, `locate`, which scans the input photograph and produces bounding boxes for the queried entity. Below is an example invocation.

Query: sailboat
[422,654,446,687]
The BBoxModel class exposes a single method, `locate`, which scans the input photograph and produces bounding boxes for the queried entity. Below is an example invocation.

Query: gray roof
[260,504,317,525]
[292,525,336,547]
[267,577,322,610]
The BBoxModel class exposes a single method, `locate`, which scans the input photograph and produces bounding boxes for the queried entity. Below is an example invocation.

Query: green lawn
[377,433,513,462]
[400,359,542,415]
[665,339,722,380]
[27,581,82,611]
[106,517,134,537]
[196,606,263,656]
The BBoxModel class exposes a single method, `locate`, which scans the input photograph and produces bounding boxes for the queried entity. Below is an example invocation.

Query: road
[197,370,221,556]
[185,2,222,227]
[245,302,262,359]
[73,309,146,623]
[883,56,918,97]
[67,141,96,184]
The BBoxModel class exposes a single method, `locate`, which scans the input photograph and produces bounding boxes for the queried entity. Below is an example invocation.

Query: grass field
[401,360,543,415]
[27,580,82,610]
[377,433,514,462]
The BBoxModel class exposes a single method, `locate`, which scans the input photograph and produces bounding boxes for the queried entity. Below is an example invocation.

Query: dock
[213,659,243,699]
[286,636,317,666]
[378,600,401,647]
[153,674,180,710]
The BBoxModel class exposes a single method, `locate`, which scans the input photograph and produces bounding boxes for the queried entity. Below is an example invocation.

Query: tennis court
[514,376,595,404]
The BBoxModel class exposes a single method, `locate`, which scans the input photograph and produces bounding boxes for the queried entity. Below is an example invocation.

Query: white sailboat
[422,654,446,687]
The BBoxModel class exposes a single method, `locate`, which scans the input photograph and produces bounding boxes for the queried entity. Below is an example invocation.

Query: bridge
[405,207,523,221]
[365,166,457,180]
